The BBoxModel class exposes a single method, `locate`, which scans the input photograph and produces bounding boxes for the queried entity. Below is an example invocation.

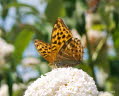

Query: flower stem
[85,31,98,88]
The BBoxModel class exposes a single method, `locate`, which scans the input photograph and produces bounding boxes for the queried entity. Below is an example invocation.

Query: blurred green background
[0,0,119,96]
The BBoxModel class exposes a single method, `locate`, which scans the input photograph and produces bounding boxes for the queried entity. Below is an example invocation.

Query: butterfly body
[35,18,84,68]
[54,59,80,67]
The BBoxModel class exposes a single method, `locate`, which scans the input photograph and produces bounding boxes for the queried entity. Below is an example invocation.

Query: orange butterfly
[34,18,84,68]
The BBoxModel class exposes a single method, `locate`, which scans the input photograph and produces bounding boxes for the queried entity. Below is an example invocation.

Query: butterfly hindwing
[65,38,83,61]
[55,38,84,67]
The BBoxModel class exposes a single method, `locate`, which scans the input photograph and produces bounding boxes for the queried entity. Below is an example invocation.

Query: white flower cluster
[0,38,14,66]
[24,67,98,96]
[22,57,40,66]
[98,92,113,96]
[0,84,9,96]
[13,83,26,92]
[0,83,26,96]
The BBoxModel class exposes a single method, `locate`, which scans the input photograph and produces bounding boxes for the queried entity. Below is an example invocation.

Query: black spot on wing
[63,29,66,31]
[57,24,60,28]
[58,42,61,45]
[57,33,59,35]
[58,37,61,40]
[53,41,57,44]
[62,35,65,38]
[39,48,42,51]
[60,32,63,35]
[53,28,57,31]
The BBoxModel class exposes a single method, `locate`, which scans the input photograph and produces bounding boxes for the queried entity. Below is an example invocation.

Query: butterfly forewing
[34,40,53,63]
[51,18,72,61]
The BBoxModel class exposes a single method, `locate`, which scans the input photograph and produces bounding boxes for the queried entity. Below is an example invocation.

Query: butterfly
[34,18,84,68]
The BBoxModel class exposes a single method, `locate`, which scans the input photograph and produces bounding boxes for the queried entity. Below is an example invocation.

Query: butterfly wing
[55,38,84,67]
[34,40,53,63]
[64,38,83,61]
[51,18,73,61]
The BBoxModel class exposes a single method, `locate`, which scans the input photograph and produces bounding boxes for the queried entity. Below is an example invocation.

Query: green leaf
[63,0,76,17]
[0,0,13,19]
[6,71,13,96]
[112,30,119,57]
[92,24,106,30]
[45,0,66,23]
[75,64,92,76]
[106,77,119,96]
[110,60,119,77]
[14,29,34,63]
